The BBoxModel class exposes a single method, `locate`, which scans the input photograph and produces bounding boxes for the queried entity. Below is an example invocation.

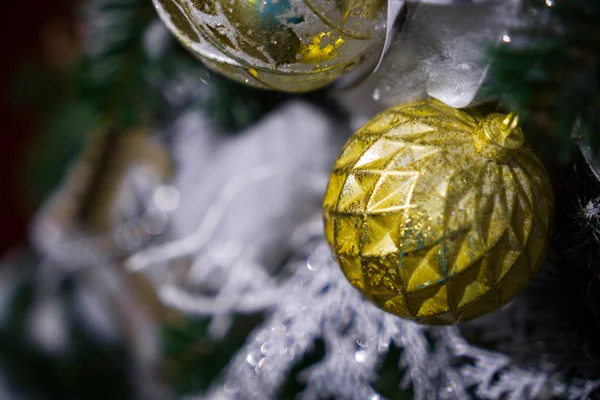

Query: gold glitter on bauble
[323,98,554,325]
[153,0,385,92]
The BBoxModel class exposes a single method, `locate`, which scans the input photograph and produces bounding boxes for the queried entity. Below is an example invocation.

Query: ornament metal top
[323,98,554,325]
[153,0,386,92]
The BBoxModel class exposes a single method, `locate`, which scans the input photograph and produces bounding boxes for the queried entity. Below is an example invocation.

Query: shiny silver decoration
[339,0,520,104]
[371,0,520,108]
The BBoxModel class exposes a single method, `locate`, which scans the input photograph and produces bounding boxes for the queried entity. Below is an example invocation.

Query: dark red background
[0,2,70,253]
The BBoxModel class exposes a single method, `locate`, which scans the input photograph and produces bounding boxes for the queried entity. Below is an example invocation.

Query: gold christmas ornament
[323,98,554,325]
[153,0,386,92]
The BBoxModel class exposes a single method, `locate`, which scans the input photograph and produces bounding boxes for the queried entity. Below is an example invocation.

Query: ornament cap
[475,112,524,160]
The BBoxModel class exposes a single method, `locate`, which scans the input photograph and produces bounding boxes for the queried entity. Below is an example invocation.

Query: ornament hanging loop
[474,112,524,161]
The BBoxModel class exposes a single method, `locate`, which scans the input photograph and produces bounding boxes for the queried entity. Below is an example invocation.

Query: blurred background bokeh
[2,1,600,399]
[1,1,71,252]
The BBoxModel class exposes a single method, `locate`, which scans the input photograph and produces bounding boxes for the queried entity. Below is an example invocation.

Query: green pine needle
[490,0,600,162]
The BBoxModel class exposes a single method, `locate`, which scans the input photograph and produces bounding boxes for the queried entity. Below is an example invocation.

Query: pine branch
[79,0,160,128]
[0,258,136,400]
[490,0,600,162]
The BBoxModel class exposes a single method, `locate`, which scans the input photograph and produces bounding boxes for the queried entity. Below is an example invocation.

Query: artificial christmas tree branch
[491,0,600,162]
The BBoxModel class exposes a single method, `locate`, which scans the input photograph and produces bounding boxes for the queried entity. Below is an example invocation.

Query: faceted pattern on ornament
[324,99,554,324]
